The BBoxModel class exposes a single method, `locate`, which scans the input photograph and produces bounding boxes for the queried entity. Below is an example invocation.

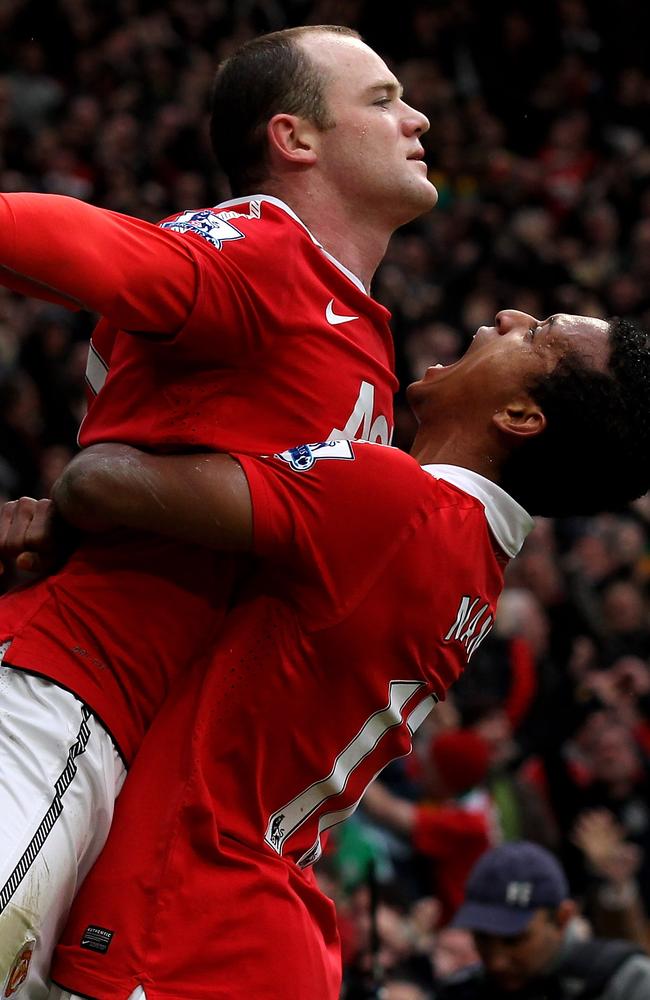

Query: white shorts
[0,654,126,1000]
[48,990,145,1000]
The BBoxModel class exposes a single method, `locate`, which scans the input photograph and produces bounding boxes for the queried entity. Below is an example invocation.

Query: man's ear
[555,899,578,929]
[267,114,318,168]
[492,397,546,440]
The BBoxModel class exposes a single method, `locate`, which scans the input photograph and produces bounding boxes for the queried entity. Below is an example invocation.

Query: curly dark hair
[209,25,359,197]
[500,318,650,516]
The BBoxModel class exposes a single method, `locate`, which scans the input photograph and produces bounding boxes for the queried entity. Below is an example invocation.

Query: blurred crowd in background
[1,1,650,996]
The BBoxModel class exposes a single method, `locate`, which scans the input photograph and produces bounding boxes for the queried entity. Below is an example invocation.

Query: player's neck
[410,425,504,486]
[310,213,389,293]
[265,184,392,292]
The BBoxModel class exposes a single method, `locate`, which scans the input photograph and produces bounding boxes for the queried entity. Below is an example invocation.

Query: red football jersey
[0,194,397,762]
[52,442,532,1000]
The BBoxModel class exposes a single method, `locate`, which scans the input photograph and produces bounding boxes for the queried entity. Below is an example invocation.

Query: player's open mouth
[423,320,499,378]
[474,324,496,340]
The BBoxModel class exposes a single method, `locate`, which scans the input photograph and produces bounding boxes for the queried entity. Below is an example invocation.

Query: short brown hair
[209,25,360,196]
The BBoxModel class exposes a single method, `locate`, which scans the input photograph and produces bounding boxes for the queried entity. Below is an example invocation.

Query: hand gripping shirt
[0,193,397,761]
[52,442,533,1000]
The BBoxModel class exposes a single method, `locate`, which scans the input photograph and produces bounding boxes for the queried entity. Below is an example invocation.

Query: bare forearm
[362,780,416,835]
[53,444,253,551]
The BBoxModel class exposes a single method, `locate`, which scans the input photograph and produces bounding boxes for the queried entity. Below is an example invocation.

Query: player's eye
[528,324,540,339]
[374,97,391,107]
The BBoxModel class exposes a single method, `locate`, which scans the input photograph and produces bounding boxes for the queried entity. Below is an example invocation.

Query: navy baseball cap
[452,842,570,936]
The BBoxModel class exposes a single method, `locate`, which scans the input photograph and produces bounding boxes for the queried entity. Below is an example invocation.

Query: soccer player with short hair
[37,309,650,999]
[0,26,437,996]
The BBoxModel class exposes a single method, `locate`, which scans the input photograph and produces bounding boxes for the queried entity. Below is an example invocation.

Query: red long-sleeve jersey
[0,193,397,761]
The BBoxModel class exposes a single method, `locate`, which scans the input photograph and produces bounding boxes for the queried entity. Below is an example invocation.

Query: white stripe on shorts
[0,652,126,1000]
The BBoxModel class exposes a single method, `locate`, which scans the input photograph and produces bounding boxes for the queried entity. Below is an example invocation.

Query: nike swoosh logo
[326,299,358,326]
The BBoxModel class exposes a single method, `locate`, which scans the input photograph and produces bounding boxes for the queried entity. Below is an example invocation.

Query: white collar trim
[214,194,368,295]
[422,464,534,558]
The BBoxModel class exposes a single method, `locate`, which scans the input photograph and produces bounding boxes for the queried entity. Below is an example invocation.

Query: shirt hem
[2,660,129,768]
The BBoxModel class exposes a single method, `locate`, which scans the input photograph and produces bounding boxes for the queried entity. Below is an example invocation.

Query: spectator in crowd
[362,722,558,926]
[381,977,433,1000]
[432,927,481,983]
[439,841,650,999]
[362,729,496,925]
[572,807,649,949]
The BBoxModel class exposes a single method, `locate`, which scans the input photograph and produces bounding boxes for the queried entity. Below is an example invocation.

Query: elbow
[52,456,114,531]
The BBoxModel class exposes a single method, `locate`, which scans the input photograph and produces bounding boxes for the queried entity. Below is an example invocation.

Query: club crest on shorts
[275,440,355,472]
[160,209,245,249]
[3,940,34,997]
